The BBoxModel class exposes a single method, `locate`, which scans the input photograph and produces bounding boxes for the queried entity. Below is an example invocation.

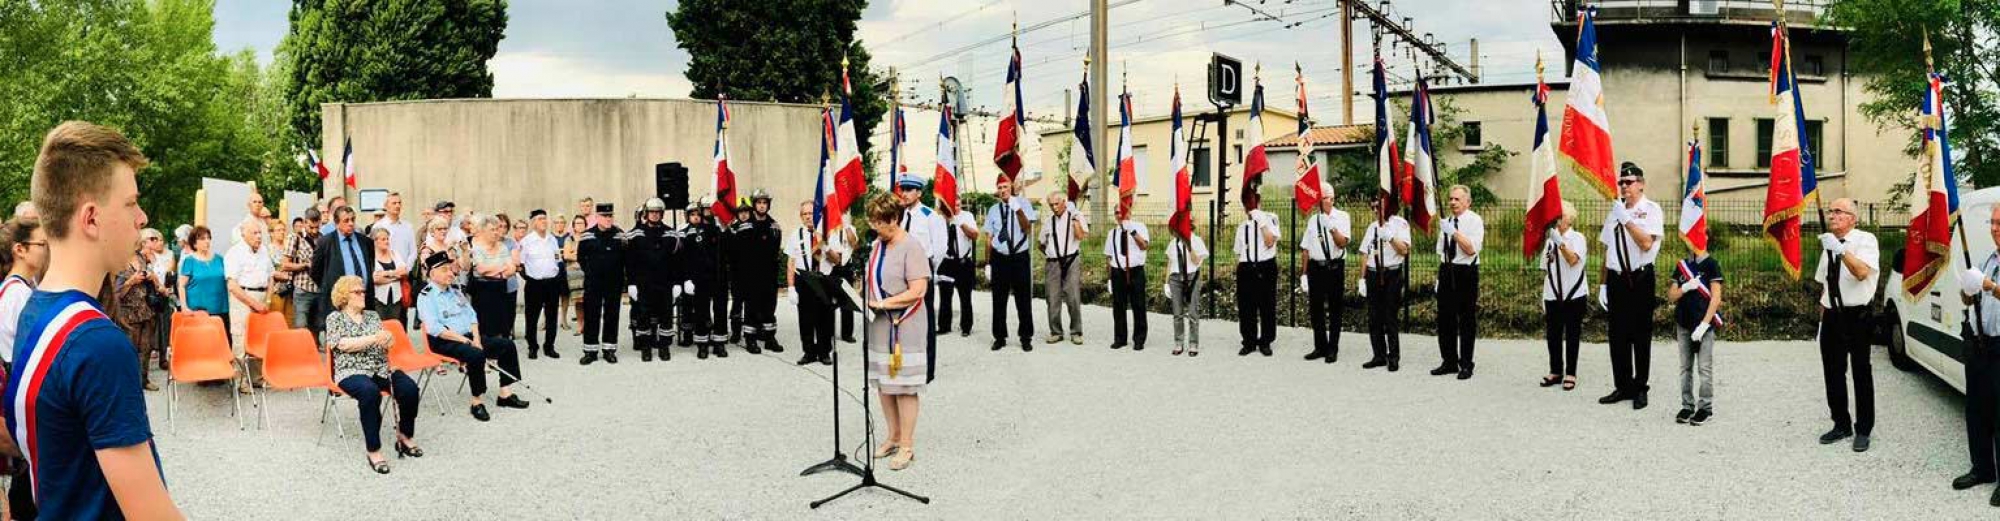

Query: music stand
[810,280,929,508]
[799,272,862,478]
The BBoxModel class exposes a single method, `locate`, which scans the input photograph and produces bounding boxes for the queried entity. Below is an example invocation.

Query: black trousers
[426,335,519,396]
[990,252,1034,342]
[630,283,672,350]
[1969,337,2000,479]
[796,271,835,359]
[1110,266,1148,345]
[522,276,562,352]
[1607,267,1656,395]
[1236,260,1278,347]
[337,372,419,453]
[465,277,515,339]
[1366,267,1404,362]
[1544,298,1585,376]
[680,280,723,344]
[1307,260,1346,355]
[936,258,975,335]
[1819,306,1875,435]
[740,279,778,341]
[580,282,621,348]
[1437,264,1480,371]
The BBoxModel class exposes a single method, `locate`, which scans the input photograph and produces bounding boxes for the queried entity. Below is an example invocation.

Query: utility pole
[1337,0,1479,120]
[1090,0,1110,225]
[1340,0,1354,125]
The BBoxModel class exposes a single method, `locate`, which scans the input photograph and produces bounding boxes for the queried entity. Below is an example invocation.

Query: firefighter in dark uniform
[624,197,678,362]
[575,203,626,365]
[731,189,785,354]
[726,197,748,346]
[680,196,728,358]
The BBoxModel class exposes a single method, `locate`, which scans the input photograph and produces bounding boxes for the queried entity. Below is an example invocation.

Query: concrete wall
[320,98,826,231]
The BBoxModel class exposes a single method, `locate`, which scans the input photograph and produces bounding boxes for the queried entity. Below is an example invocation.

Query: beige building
[318,98,827,230]
[1032,105,1301,221]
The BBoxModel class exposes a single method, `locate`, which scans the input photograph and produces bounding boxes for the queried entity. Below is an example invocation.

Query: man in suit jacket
[311,205,377,332]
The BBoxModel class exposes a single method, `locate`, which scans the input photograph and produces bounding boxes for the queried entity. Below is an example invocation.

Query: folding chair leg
[168,379,178,435]
[232,376,245,431]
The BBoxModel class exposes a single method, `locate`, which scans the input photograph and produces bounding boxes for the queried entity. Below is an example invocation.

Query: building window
[1757,51,1771,69]
[1804,120,1825,167]
[1755,118,1774,168]
[1801,55,1825,76]
[1707,118,1730,168]
[1234,144,1243,163]
[1193,147,1213,187]
[1130,145,1149,193]
[1707,50,1730,74]
[1462,122,1483,150]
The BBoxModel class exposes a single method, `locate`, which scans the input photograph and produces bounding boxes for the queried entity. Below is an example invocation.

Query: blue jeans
[338,372,420,452]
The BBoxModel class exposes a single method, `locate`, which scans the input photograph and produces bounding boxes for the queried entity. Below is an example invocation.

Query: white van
[1882,187,2000,394]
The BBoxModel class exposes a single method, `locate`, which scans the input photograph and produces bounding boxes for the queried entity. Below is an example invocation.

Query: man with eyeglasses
[1955,204,2000,504]
[311,206,376,335]
[983,176,1038,352]
[1812,197,1879,452]
[1597,162,1664,410]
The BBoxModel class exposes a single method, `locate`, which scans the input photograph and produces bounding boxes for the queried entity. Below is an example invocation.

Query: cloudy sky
[214,0,1565,121]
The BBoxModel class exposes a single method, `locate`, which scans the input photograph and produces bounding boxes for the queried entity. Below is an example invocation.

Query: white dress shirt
[787,228,837,275]
[377,216,417,267]
[1438,209,1487,266]
[518,231,561,280]
[1599,197,1664,272]
[224,242,275,290]
[1541,229,1589,301]
[1039,208,1089,259]
[901,204,948,266]
[1814,229,1880,308]
[1359,216,1412,269]
[1233,210,1281,263]
[984,196,1039,256]
[1301,209,1351,262]
[1104,220,1150,269]
[945,210,978,260]
[1166,236,1208,276]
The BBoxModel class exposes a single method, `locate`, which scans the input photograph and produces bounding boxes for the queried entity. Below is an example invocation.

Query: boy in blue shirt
[3,121,182,519]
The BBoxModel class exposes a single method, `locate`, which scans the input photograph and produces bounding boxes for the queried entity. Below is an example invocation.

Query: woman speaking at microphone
[862,193,932,472]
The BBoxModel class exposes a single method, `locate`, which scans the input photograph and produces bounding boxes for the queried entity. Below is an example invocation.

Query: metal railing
[1551,0,1828,25]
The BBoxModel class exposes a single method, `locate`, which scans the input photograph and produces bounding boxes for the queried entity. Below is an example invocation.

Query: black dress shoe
[1361,358,1385,369]
[1132,343,1144,351]
[578,351,599,366]
[765,341,785,353]
[1819,427,1853,445]
[1021,341,1033,352]
[1239,345,1256,356]
[1323,351,1338,364]
[1110,342,1126,350]
[818,355,833,366]
[744,339,763,355]
[1853,435,1871,452]
[1989,486,2000,507]
[496,395,530,409]
[1429,365,1455,376]
[469,404,491,422]
[960,330,972,338]
[640,348,654,362]
[1954,473,1995,490]
[603,350,619,364]
[1304,350,1325,361]
[527,346,540,360]
[544,347,561,359]
[712,344,729,358]
[1597,390,1625,404]
[991,340,1006,351]
[1386,359,1400,372]
[1631,393,1648,410]
[1456,368,1472,380]
[796,355,816,366]
[697,345,709,359]
[842,336,858,344]
[1258,344,1273,356]
[658,348,671,362]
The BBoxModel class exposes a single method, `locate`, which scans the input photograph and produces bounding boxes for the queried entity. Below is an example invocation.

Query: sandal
[1171,346,1185,356]
[889,447,914,471]
[367,455,390,475]
[873,442,898,459]
[1562,376,1577,391]
[1539,375,1561,387]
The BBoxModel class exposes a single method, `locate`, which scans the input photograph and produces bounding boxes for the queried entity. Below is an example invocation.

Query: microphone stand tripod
[810,273,929,508]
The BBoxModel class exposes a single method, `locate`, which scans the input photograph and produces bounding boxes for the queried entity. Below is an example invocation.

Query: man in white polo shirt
[1598,162,1664,410]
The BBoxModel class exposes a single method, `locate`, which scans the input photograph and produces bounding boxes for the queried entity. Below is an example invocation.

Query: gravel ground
[149,293,1994,520]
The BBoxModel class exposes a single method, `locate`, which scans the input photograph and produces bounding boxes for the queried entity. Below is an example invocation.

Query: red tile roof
[1261,124,1374,148]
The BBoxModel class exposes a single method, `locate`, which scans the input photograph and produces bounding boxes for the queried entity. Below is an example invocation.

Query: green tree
[666,0,887,161]
[280,0,508,148]
[1827,0,2000,193]
[0,0,286,233]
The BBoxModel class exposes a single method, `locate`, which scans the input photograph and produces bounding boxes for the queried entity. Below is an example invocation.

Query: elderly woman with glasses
[322,275,423,474]
[861,193,933,471]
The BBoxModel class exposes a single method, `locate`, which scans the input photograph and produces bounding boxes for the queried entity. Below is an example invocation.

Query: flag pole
[1925,29,1986,340]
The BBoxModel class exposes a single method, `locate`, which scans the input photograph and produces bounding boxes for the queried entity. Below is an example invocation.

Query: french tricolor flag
[307,148,331,181]
[711,96,738,224]
[832,66,866,218]
[1290,64,1321,213]
[1371,55,1402,220]
[813,108,841,232]
[341,137,357,189]
[1067,70,1094,202]
[993,45,1025,184]
[1680,138,1710,255]
[1523,64,1563,257]
[1558,7,1617,199]
[1405,75,1438,233]
[932,109,961,212]
[1239,74,1269,209]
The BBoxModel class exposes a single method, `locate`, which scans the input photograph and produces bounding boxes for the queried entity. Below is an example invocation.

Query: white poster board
[356,189,388,213]
[200,178,254,246]
[283,191,315,222]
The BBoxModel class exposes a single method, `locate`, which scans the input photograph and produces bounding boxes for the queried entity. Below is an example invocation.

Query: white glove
[627,285,638,301]
[787,290,800,305]
[1819,233,1844,255]
[1961,268,1987,297]
[1678,279,1703,293]
[1690,321,1711,342]
[1609,203,1629,225]
[1106,279,1115,295]
[1596,284,1610,311]
[1359,280,1369,298]
[1162,277,1172,295]
[671,285,683,300]
[1297,275,1310,294]
[682,281,695,295]
[983,266,991,282]
[1440,219,1456,238]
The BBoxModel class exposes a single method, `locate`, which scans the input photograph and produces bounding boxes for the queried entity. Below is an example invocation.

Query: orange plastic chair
[383,320,442,373]
[243,311,287,361]
[258,329,332,430]
[167,322,243,433]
